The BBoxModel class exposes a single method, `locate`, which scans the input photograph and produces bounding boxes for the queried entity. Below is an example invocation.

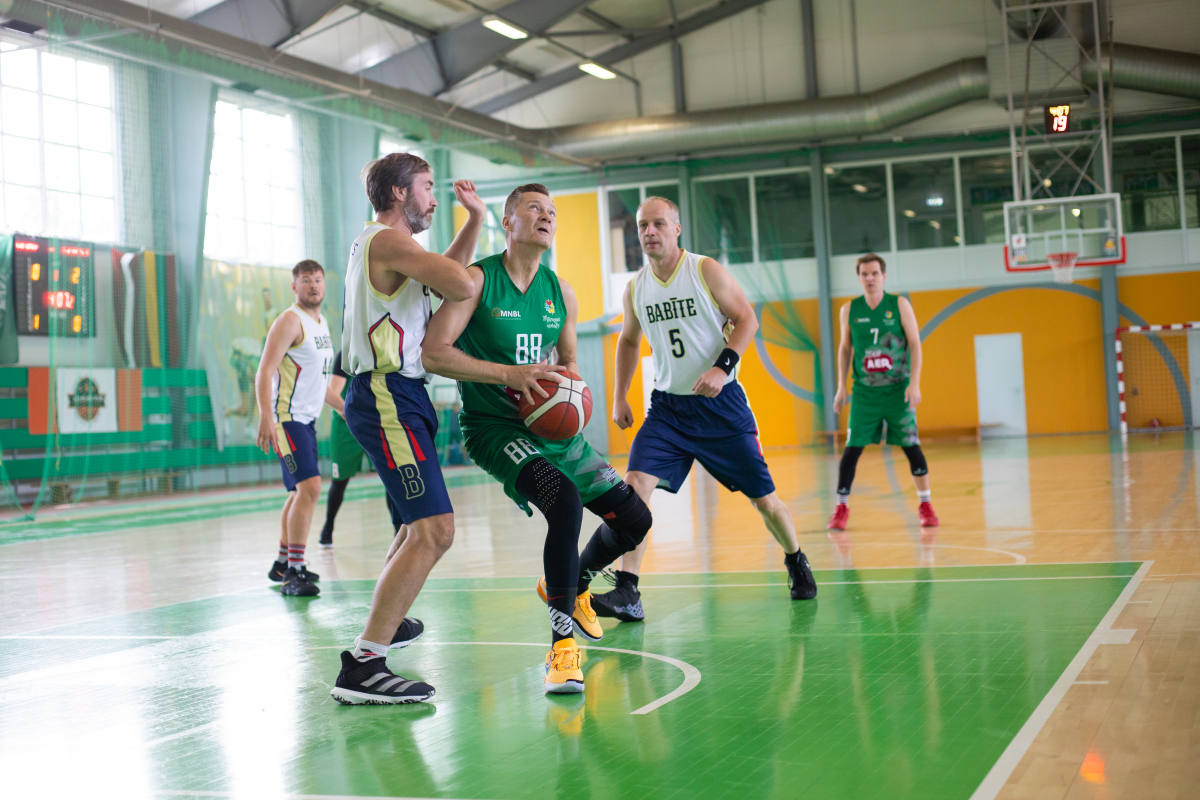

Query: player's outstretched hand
[453,180,486,218]
[692,367,727,398]
[506,363,567,406]
[613,397,635,429]
[833,388,849,414]
[905,384,922,409]
[256,415,279,456]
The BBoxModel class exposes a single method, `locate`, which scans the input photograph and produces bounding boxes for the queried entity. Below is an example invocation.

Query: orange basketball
[518,370,593,441]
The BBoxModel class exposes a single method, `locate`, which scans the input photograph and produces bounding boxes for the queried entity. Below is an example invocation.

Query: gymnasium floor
[1,433,1197,799]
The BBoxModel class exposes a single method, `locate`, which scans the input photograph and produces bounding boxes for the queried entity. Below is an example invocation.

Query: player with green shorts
[828,253,940,531]
[424,183,652,695]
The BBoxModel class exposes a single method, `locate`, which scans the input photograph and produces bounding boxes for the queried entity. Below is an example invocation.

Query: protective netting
[1119,327,1198,432]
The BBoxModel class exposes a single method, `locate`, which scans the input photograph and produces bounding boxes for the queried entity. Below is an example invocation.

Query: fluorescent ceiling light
[1071,208,1081,217]
[852,183,868,193]
[925,195,944,207]
[903,209,916,218]
[482,15,528,39]
[579,62,616,79]
[929,220,941,229]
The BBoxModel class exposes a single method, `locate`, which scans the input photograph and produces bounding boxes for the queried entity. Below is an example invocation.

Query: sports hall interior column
[431,149,455,253]
[1101,264,1120,431]
[677,163,693,251]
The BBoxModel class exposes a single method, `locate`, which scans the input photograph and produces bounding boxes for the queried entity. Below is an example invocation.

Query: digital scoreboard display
[1044,104,1071,134]
[13,235,96,337]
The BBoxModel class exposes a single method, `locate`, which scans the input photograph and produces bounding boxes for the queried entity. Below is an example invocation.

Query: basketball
[518,370,592,441]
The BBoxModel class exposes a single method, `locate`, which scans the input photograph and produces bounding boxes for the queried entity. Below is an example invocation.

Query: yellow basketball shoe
[536,578,604,641]
[544,638,584,694]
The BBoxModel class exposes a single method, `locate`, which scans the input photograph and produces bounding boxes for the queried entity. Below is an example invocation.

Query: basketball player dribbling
[422,183,652,695]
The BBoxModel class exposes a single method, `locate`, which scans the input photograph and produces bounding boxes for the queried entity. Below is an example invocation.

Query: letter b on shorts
[400,464,425,499]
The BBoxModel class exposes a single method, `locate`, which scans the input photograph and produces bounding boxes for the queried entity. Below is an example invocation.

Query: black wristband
[714,348,740,375]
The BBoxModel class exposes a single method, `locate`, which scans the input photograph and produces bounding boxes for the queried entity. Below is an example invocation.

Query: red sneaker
[918,502,939,527]
[827,503,849,531]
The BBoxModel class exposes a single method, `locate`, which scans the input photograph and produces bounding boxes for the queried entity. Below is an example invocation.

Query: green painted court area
[0,563,1137,799]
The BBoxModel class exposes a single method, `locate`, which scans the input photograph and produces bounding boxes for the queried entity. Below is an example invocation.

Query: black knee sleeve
[515,458,583,592]
[902,445,928,477]
[587,482,652,551]
[838,446,864,494]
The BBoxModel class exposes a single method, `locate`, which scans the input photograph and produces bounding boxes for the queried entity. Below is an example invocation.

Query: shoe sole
[544,680,584,694]
[791,589,818,600]
[612,608,645,623]
[281,586,320,597]
[330,687,433,705]
[388,630,423,650]
[318,543,334,548]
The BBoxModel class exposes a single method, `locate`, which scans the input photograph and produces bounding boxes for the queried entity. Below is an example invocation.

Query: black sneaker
[389,618,424,649]
[281,565,320,597]
[270,560,320,582]
[330,651,435,705]
[319,526,333,548]
[786,551,817,600]
[591,571,645,622]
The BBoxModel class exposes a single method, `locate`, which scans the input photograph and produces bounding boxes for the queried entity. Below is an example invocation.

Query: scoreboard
[1044,104,1071,134]
[13,235,96,337]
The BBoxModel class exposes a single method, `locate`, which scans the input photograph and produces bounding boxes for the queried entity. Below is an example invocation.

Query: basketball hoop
[1047,251,1078,284]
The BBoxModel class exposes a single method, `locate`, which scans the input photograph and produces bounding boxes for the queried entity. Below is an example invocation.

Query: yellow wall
[552,192,604,322]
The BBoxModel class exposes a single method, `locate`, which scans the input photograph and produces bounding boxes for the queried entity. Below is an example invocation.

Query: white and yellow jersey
[342,222,433,380]
[632,250,737,395]
[271,305,334,424]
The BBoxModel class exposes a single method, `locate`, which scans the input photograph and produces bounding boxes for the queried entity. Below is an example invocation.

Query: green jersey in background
[849,292,910,387]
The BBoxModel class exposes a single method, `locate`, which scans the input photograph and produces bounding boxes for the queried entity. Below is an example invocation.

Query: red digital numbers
[42,291,76,310]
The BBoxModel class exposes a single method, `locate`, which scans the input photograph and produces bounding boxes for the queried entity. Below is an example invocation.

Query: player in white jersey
[596,197,817,622]
[255,260,341,597]
[329,152,485,705]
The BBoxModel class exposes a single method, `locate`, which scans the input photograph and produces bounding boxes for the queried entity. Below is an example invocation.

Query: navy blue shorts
[276,420,320,492]
[344,372,453,525]
[628,382,775,498]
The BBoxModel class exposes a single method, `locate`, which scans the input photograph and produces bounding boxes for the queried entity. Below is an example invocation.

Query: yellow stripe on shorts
[369,374,416,469]
[275,355,299,422]
[274,423,293,457]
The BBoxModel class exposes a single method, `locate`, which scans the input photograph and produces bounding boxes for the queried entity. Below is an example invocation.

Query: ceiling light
[1071,208,1081,217]
[852,183,868,193]
[904,209,916,218]
[1043,178,1052,187]
[929,220,941,229]
[925,195,944,207]
[482,15,528,40]
[579,62,616,79]
[824,166,835,175]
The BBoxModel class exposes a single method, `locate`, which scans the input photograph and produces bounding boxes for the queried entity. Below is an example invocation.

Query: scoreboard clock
[13,235,96,337]
[1044,104,1071,134]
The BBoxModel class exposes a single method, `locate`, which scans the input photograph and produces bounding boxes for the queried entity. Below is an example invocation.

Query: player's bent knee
[412,514,455,554]
[296,476,322,504]
[749,492,783,515]
[902,445,929,476]
[596,484,652,551]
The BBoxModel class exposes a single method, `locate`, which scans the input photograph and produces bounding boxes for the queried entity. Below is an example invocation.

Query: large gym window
[1112,139,1180,233]
[825,165,889,256]
[959,154,1013,245]
[755,172,814,260]
[0,47,118,243]
[1181,135,1199,229]
[891,159,958,250]
[204,99,304,267]
[693,177,753,264]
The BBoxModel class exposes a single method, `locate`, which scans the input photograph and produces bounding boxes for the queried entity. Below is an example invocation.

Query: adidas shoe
[536,578,603,641]
[318,526,334,548]
[355,618,424,652]
[281,565,320,597]
[330,651,434,705]
[543,639,584,694]
[591,571,645,622]
[269,560,319,582]
[786,551,818,600]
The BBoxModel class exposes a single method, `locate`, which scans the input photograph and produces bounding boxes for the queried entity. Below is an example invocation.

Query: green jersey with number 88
[849,292,910,388]
[456,253,567,423]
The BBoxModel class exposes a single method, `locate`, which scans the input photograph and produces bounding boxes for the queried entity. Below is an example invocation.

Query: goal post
[1115,324,1200,434]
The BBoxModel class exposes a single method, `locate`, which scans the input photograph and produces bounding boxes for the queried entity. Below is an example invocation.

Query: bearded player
[827,253,939,531]
[423,183,652,695]
[599,197,816,623]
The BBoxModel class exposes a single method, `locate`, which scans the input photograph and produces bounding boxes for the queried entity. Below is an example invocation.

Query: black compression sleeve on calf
[902,445,929,476]
[714,347,740,375]
[578,483,652,592]
[324,478,350,527]
[838,446,865,494]
[515,458,584,612]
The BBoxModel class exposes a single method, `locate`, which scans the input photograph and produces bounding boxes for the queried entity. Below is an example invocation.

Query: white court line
[969,560,1152,800]
[0,635,183,640]
[145,721,223,748]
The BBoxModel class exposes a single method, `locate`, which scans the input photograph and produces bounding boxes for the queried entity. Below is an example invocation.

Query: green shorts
[847,382,920,447]
[462,415,622,516]
[330,411,366,480]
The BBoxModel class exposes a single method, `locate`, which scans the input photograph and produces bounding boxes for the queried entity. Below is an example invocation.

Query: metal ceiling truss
[189,0,344,49]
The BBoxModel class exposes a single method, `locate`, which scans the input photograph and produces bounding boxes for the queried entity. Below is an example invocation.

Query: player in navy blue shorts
[599,196,817,621]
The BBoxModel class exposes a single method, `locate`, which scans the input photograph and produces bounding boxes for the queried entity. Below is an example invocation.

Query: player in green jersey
[828,253,940,531]
[423,183,652,695]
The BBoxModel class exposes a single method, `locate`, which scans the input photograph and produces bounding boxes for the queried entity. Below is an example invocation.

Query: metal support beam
[800,0,817,99]
[473,0,772,114]
[1101,264,1120,431]
[431,148,455,255]
[190,0,345,49]
[677,161,692,251]
[810,148,836,434]
[670,39,686,113]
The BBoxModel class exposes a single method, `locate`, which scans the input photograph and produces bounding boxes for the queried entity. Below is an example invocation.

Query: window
[0,48,117,242]
[204,100,303,266]
[607,187,641,272]
[892,160,957,249]
[1027,147,1099,198]
[693,177,753,264]
[1183,135,1200,229]
[959,154,1013,245]
[1112,138,1179,232]
[755,172,813,260]
[826,165,888,255]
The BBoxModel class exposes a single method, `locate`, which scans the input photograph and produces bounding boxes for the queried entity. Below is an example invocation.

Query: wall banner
[56,367,119,434]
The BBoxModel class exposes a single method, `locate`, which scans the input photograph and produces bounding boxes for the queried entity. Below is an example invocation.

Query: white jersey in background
[633,250,737,395]
[272,305,334,424]
[342,222,433,379]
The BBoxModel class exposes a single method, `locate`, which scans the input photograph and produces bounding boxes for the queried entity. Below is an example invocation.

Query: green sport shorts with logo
[846,381,920,447]
[330,410,367,479]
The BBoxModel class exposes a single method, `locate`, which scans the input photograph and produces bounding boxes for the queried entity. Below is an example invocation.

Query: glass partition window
[755,172,813,260]
[1027,147,1099,198]
[959,154,1013,245]
[205,100,303,267]
[693,177,753,264]
[1183,135,1200,229]
[0,48,118,242]
[645,183,680,207]
[1113,139,1179,232]
[826,165,888,255]
[607,187,642,272]
[892,159,957,249]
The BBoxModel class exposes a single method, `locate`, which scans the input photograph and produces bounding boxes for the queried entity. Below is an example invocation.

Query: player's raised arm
[898,295,922,408]
[612,279,643,429]
[834,301,852,413]
[693,257,759,398]
[443,180,486,268]
[254,310,302,455]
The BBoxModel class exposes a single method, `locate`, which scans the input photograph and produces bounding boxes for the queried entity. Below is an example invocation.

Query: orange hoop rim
[1047,251,1079,268]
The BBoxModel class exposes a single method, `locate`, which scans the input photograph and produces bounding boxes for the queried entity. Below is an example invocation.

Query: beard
[404,194,433,234]
[296,293,323,310]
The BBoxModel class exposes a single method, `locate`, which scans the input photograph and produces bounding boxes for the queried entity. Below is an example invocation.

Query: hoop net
[1047,251,1078,284]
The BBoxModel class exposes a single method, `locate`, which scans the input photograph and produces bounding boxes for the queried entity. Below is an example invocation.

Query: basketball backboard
[1003,193,1124,272]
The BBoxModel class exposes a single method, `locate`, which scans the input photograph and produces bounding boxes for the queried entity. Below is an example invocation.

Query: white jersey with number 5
[342,221,433,379]
[633,250,736,395]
